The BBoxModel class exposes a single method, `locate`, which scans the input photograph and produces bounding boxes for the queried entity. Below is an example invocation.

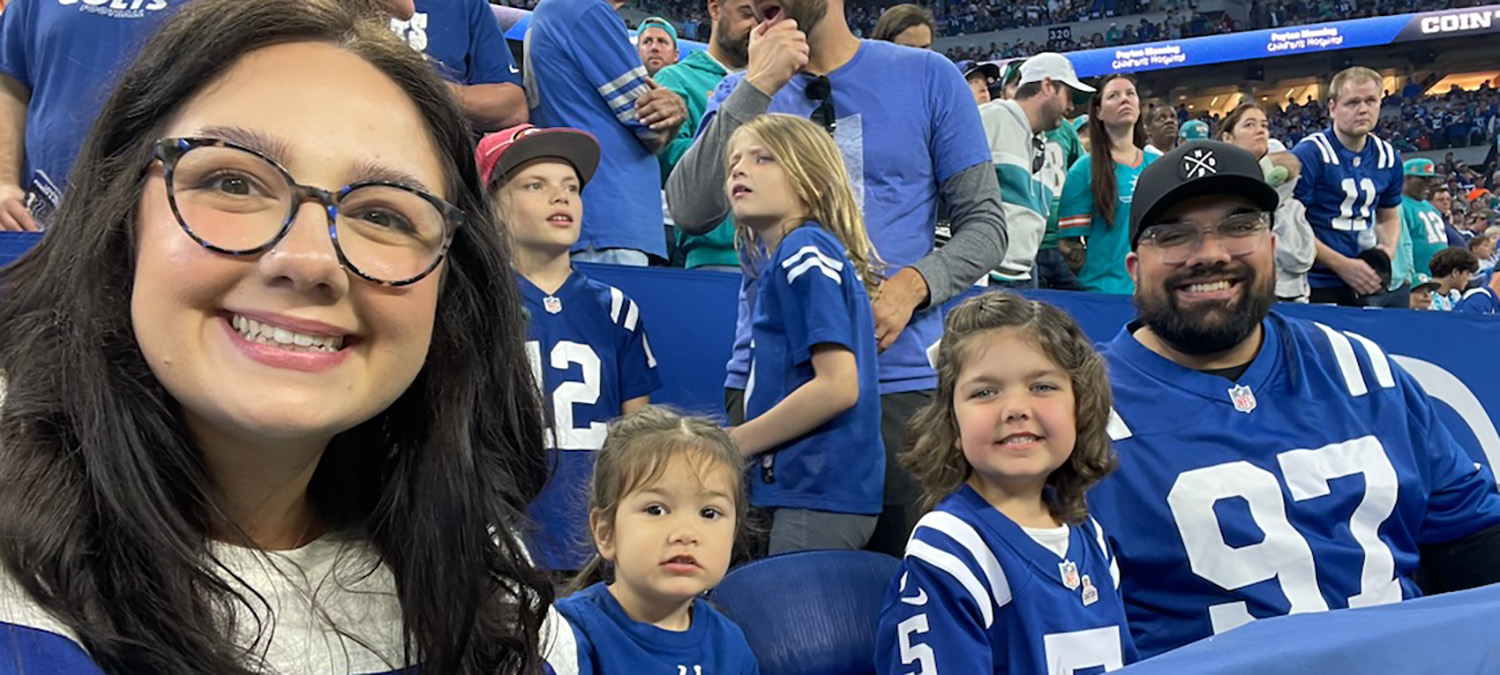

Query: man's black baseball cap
[1129,140,1281,249]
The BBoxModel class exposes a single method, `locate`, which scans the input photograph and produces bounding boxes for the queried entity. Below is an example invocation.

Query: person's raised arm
[664,18,807,234]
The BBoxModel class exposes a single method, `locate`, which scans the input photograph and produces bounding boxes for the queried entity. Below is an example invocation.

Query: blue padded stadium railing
[707,550,900,675]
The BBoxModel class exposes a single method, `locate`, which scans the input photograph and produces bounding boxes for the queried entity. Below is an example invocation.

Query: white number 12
[1167,436,1401,634]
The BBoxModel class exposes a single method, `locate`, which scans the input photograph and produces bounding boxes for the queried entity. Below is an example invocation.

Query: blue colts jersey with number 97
[1291,129,1404,289]
[1089,313,1500,658]
[520,271,661,572]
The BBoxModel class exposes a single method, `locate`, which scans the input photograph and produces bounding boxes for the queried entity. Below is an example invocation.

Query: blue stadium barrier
[1118,582,1500,673]
[580,263,1500,481]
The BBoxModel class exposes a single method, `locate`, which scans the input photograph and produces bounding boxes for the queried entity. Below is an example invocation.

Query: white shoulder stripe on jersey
[1106,408,1132,441]
[1089,517,1121,590]
[1315,322,1368,397]
[609,287,624,324]
[623,299,639,332]
[785,256,842,285]
[781,245,845,271]
[906,539,996,628]
[540,605,581,675]
[1310,133,1337,165]
[916,512,1012,608]
[1343,331,1396,389]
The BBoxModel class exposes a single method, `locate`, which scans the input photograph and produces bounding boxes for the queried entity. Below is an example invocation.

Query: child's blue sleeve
[874,552,995,674]
[772,229,860,365]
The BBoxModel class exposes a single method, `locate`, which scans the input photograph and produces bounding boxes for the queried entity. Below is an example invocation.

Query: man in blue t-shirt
[391,0,526,132]
[662,0,1005,556]
[0,0,185,231]
[1093,140,1500,658]
[1291,66,1405,307]
[524,0,687,265]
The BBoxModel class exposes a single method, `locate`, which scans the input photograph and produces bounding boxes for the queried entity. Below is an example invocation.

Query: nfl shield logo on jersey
[1227,384,1256,413]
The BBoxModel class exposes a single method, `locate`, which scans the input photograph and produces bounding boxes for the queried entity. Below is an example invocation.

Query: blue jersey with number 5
[1090,312,1500,658]
[875,485,1137,674]
[1291,129,1404,289]
[520,271,661,571]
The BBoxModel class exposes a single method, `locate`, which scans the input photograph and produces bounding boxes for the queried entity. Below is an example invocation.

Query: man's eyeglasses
[148,137,465,286]
[806,75,836,136]
[1138,212,1272,264]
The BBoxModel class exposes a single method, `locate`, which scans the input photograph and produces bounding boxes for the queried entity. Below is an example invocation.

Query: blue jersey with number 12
[875,485,1137,674]
[1291,130,1404,289]
[521,271,661,571]
[1090,312,1500,658]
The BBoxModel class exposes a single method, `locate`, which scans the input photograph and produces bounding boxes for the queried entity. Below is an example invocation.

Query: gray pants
[768,508,878,555]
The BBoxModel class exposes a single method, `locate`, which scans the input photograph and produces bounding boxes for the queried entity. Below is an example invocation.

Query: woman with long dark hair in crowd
[1220,102,1318,302]
[1057,74,1153,295]
[0,0,555,672]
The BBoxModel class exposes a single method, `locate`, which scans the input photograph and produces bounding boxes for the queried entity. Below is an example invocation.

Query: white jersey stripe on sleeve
[917,512,1012,609]
[780,245,845,272]
[642,333,657,368]
[624,299,639,332]
[906,539,996,628]
[1311,133,1337,165]
[609,287,624,324]
[1089,517,1121,589]
[1343,331,1396,390]
[1106,408,1132,441]
[785,257,843,285]
[1315,322,1368,397]
[597,66,648,99]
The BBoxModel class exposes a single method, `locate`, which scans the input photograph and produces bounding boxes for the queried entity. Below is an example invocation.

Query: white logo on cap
[1182,148,1218,179]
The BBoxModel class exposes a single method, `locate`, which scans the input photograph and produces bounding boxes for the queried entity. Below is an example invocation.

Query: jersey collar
[1107,312,1283,405]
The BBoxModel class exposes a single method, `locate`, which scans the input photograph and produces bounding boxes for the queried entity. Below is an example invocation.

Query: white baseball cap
[1017,52,1094,93]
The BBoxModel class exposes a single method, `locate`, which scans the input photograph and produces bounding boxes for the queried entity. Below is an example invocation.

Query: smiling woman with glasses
[0,0,555,673]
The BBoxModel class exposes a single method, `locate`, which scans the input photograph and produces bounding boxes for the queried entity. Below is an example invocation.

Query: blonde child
[722,113,886,554]
[478,125,661,572]
[875,292,1137,674]
[552,407,759,674]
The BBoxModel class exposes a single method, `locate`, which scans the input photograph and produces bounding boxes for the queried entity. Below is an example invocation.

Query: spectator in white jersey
[636,17,680,77]
[663,0,1005,556]
[1144,104,1179,155]
[980,52,1093,288]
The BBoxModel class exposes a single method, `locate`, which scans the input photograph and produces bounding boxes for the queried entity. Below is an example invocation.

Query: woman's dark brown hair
[903,292,1117,523]
[0,0,551,672]
[871,4,935,43]
[1087,73,1148,227]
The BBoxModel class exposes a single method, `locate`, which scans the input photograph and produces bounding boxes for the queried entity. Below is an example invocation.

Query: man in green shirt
[654,0,756,269]
[1400,158,1450,279]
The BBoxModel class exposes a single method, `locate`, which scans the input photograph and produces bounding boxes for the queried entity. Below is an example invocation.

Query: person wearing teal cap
[1178,119,1210,142]
[1401,157,1450,281]
[637,17,679,76]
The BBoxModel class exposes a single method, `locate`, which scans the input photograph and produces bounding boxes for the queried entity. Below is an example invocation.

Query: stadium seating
[707,550,901,675]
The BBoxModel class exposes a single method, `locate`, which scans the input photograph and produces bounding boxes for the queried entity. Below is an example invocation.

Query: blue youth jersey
[1291,130,1404,289]
[1455,286,1500,314]
[393,0,521,86]
[550,583,760,675]
[1090,312,1500,658]
[524,0,665,258]
[875,485,1137,674]
[522,271,661,571]
[709,40,990,394]
[0,0,183,197]
[745,224,884,514]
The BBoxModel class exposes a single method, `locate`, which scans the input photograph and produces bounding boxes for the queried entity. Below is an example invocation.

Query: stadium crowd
[2,0,1500,673]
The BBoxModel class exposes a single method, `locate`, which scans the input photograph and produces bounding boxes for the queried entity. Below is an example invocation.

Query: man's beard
[1135,260,1275,357]
[715,17,750,69]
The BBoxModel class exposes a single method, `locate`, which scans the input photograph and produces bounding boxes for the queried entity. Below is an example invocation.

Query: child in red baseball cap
[476,125,662,575]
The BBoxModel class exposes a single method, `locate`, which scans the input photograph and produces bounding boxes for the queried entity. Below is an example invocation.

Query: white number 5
[897,615,937,675]
[1167,436,1401,634]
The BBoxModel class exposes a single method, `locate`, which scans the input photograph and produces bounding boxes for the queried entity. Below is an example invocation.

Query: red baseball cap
[475,124,601,189]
